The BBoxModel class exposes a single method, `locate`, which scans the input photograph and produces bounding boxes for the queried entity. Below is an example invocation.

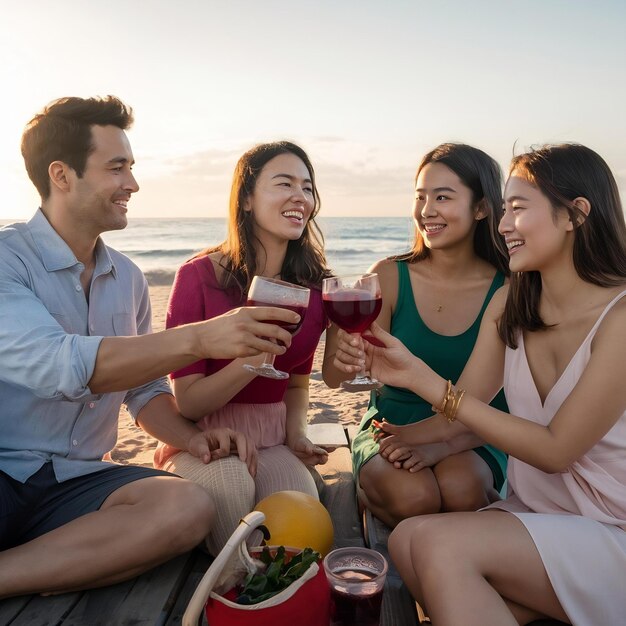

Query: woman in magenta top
[154,141,330,554]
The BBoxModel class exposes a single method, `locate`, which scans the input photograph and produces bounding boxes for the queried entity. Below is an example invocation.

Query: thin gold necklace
[427,259,444,312]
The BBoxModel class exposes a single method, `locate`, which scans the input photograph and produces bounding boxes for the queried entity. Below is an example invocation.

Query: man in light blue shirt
[0,96,298,598]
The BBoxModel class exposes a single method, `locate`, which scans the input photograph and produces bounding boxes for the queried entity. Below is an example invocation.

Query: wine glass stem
[355,334,368,379]
[263,352,276,367]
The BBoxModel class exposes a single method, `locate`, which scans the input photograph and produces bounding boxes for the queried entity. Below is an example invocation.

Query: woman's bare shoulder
[368,257,397,273]
[594,287,626,341]
[483,284,509,319]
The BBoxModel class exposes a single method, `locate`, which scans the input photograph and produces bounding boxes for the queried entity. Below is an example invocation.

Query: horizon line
[1,214,413,222]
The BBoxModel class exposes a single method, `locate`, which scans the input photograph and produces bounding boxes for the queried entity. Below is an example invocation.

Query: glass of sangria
[243,276,310,380]
[323,546,388,626]
[322,273,382,391]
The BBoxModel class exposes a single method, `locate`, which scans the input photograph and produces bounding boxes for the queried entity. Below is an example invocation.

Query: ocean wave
[325,232,410,241]
[327,247,411,257]
[326,248,369,256]
[126,248,194,258]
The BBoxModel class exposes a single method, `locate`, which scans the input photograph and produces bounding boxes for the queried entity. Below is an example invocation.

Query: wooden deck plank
[61,553,193,626]
[0,592,81,625]
[0,553,197,626]
[61,579,138,626]
[315,447,365,550]
[0,595,32,624]
[163,551,212,626]
[365,509,420,626]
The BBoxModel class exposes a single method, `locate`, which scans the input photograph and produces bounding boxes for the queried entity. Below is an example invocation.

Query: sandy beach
[110,284,368,467]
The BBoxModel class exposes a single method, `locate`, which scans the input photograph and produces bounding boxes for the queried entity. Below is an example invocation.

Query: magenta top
[166,256,327,401]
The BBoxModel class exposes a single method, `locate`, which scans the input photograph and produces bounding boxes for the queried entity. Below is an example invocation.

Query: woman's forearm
[136,393,198,451]
[446,430,487,454]
[174,360,259,420]
[284,385,310,442]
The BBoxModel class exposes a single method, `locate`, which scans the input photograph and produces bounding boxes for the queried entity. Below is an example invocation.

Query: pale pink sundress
[486,289,626,625]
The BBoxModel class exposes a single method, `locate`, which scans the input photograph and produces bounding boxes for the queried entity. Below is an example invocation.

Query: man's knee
[153,479,215,550]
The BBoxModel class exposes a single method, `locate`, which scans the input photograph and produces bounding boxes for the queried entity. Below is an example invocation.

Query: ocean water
[100,217,415,285]
[1,216,415,284]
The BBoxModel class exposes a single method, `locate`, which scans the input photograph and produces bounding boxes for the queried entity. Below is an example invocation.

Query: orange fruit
[254,491,334,557]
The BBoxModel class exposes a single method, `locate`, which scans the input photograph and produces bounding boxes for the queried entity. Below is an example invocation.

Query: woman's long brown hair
[195,141,331,297]
[391,143,509,276]
[498,144,626,348]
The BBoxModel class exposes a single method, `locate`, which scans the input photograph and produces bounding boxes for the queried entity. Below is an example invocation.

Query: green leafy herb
[235,546,320,605]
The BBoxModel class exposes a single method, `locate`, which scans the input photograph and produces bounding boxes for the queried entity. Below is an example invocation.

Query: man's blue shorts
[0,462,173,550]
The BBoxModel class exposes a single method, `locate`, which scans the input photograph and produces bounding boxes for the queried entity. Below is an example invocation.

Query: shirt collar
[28,208,116,278]
[94,237,116,279]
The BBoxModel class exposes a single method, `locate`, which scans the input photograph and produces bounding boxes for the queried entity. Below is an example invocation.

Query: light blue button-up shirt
[0,210,172,483]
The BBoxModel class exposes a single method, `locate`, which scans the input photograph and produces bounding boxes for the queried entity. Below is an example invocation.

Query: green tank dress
[351,261,508,490]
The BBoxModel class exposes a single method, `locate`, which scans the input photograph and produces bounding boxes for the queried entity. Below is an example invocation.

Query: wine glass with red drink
[243,276,310,380]
[322,273,383,391]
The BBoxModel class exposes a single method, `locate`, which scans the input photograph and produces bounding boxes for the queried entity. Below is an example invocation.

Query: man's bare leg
[0,476,214,598]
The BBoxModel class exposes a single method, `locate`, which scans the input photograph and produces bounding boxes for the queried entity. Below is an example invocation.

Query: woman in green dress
[323,143,509,528]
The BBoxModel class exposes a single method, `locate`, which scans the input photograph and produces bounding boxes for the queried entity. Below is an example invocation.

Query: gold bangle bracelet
[447,389,466,423]
[433,380,466,423]
[433,379,453,415]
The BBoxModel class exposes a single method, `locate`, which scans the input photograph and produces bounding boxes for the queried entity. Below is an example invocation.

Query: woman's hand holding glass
[322,273,383,391]
[334,321,420,391]
[332,327,367,373]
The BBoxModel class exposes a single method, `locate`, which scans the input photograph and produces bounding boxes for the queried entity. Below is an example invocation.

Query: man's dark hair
[21,95,134,200]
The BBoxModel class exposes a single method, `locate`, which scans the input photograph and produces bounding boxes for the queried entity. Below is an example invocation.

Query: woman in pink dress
[154,142,330,555]
[333,144,626,624]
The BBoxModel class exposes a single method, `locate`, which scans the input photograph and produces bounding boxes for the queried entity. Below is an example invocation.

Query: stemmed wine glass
[322,273,383,391]
[243,276,310,380]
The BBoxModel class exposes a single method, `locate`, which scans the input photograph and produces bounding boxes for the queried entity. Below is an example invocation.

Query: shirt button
[75,284,81,292]
[89,402,95,409]
[72,439,78,446]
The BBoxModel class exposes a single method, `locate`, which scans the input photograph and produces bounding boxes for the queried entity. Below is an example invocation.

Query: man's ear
[48,161,72,193]
[568,197,591,230]
[474,198,489,221]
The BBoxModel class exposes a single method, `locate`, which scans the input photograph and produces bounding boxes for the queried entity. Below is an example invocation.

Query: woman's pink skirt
[154,402,286,469]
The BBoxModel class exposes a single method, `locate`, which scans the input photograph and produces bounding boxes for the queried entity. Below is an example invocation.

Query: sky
[1,0,625,220]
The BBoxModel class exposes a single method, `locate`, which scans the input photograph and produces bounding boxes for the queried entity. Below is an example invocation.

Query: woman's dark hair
[499,143,626,348]
[392,143,509,275]
[197,141,330,295]
[21,95,134,200]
